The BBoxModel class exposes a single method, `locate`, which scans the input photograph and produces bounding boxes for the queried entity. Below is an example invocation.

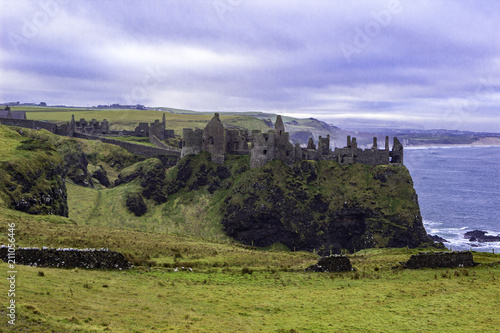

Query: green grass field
[0,205,498,332]
[1,207,499,332]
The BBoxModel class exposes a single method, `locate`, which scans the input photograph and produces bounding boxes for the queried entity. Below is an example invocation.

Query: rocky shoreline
[464,230,500,243]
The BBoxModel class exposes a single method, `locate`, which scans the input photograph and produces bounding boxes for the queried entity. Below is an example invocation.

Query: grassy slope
[0,208,499,332]
[66,180,230,240]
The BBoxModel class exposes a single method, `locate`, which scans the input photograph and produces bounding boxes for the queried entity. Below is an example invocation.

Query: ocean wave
[423,220,442,227]
[428,224,500,252]
[405,145,500,150]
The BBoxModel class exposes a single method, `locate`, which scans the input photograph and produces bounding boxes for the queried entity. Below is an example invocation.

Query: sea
[405,145,500,252]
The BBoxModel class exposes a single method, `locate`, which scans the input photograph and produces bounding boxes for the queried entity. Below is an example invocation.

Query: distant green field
[14,107,271,135]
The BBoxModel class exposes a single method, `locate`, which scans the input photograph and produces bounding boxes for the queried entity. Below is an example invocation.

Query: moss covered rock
[0,127,68,216]
[220,159,432,254]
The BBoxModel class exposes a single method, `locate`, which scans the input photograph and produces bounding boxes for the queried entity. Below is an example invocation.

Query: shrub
[241,267,253,275]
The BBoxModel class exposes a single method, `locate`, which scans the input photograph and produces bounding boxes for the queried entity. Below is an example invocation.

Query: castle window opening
[263,149,267,155]
[208,137,214,145]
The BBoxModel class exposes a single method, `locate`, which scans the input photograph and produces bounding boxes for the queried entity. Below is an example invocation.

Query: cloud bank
[1,0,499,131]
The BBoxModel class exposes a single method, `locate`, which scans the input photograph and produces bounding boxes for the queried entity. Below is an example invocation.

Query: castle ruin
[69,113,174,140]
[0,107,180,157]
[181,113,404,168]
[0,107,403,166]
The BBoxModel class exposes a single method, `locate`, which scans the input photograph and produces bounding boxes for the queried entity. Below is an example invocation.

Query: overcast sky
[1,0,499,132]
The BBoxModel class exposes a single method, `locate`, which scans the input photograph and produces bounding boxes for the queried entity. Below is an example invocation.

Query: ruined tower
[390,137,404,164]
[68,114,76,137]
[6,106,12,119]
[202,113,226,164]
[250,130,277,168]
[181,128,203,158]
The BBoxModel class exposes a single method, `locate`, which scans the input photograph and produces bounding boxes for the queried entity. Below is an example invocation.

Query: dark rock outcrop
[402,251,477,269]
[305,255,354,272]
[92,166,110,187]
[59,140,93,187]
[0,246,132,269]
[140,161,168,204]
[429,234,449,243]
[464,230,500,243]
[126,193,147,217]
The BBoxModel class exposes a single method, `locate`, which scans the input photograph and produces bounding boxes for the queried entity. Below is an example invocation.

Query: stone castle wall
[202,113,226,164]
[74,133,180,158]
[181,128,203,158]
[226,129,250,155]
[250,130,277,168]
[0,117,57,133]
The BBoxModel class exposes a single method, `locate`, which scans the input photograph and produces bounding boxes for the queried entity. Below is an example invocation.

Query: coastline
[405,139,500,149]
[403,136,500,149]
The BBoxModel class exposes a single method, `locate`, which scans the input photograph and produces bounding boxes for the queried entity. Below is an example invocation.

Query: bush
[242,267,253,275]
[125,193,147,216]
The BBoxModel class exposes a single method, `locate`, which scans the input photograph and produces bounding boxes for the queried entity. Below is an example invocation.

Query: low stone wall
[305,255,354,272]
[73,133,180,157]
[402,251,477,269]
[0,246,132,269]
[0,117,57,133]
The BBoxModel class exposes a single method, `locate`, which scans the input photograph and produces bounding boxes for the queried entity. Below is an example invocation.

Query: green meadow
[0,205,498,332]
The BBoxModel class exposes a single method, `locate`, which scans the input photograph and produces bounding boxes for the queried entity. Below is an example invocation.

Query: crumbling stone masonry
[0,108,179,158]
[181,113,404,168]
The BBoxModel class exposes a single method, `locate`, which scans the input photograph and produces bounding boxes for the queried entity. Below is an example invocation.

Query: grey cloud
[1,0,499,131]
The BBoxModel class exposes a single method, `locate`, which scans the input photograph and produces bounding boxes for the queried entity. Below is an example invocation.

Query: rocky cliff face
[121,152,432,254]
[220,159,432,254]
[0,132,68,216]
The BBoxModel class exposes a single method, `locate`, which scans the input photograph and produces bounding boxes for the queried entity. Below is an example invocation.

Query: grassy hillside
[0,208,499,332]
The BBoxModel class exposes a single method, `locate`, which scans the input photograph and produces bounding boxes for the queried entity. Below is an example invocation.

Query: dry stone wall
[73,133,180,158]
[402,251,477,269]
[305,255,354,272]
[0,246,132,269]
